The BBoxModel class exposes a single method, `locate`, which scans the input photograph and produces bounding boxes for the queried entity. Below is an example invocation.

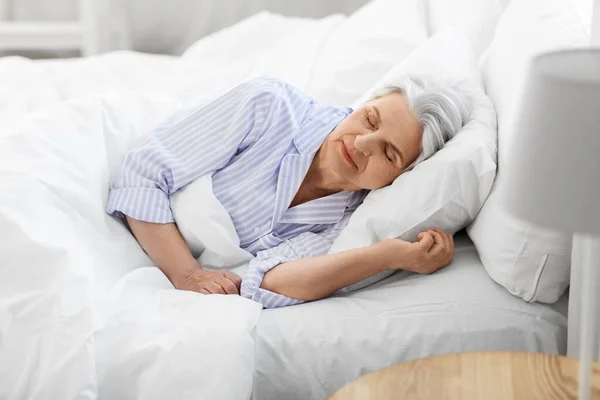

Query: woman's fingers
[206,282,226,295]
[433,228,450,251]
[433,228,454,264]
[224,271,242,288]
[418,232,435,251]
[218,276,240,295]
[428,230,444,252]
[417,229,454,255]
[412,229,455,274]
[442,229,454,253]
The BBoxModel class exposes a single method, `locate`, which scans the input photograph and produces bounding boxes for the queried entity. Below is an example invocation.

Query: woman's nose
[354,134,377,157]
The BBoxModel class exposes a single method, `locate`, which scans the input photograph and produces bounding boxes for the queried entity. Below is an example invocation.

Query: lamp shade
[503,49,600,234]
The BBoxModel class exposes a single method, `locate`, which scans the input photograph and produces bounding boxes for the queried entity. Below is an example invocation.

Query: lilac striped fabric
[107,77,367,308]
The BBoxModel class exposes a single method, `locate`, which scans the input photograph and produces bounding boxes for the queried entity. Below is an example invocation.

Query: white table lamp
[503,49,600,400]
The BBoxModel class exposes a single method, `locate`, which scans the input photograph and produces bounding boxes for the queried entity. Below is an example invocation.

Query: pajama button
[254,227,261,234]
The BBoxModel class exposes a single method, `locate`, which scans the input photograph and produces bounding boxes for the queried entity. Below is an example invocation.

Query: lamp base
[577,233,600,400]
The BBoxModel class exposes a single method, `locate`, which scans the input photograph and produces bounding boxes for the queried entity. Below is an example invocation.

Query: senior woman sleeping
[107,76,471,308]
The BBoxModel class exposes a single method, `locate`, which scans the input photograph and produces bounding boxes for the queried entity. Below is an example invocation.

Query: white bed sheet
[252,231,569,400]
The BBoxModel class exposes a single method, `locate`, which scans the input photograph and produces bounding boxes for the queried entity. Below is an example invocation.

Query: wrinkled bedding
[0,92,265,400]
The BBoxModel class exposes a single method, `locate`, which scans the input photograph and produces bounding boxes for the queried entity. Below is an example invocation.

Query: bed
[0,1,588,399]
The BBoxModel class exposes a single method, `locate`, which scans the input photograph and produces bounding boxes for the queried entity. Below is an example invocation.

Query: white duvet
[0,5,435,400]
[0,12,347,400]
[0,92,266,400]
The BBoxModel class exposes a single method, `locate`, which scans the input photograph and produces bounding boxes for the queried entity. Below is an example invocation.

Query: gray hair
[372,76,472,170]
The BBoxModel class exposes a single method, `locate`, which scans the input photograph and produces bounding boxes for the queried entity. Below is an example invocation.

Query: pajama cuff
[240,255,304,309]
[106,187,175,224]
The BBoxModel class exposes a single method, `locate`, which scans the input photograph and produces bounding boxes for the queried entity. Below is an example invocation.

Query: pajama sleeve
[107,77,289,223]
[240,211,353,308]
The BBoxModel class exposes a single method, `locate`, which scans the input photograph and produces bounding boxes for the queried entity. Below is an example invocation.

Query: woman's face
[325,92,423,191]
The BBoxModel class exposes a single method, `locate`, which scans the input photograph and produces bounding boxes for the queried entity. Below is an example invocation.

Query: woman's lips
[341,141,357,168]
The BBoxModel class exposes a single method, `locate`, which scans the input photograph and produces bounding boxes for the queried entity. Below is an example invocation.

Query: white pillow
[330,29,498,293]
[305,0,429,106]
[467,0,589,303]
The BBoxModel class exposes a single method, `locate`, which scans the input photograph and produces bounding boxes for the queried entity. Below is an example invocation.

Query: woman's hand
[174,267,242,295]
[382,228,454,274]
[124,217,242,295]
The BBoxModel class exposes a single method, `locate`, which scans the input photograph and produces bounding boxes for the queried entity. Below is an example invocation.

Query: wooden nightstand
[329,351,600,400]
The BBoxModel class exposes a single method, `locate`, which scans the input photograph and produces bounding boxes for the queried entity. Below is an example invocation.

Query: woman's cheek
[364,162,387,189]
[380,164,399,188]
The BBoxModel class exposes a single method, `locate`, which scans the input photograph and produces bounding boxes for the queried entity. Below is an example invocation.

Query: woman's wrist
[375,238,413,271]
[370,240,401,272]
[168,261,204,288]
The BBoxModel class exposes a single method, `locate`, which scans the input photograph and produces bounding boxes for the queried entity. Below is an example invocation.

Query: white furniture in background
[504,48,600,400]
[0,0,100,55]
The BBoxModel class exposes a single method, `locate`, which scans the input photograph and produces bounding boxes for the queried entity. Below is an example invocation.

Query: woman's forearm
[125,216,200,285]
[260,241,394,301]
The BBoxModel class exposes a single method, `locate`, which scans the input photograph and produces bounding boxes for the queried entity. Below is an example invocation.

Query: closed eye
[365,110,376,129]
[384,144,403,167]
[384,147,393,162]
